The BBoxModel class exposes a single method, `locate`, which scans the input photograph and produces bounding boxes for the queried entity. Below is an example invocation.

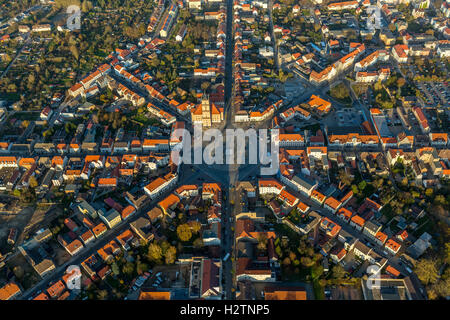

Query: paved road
[268,0,279,73]
[220,0,236,300]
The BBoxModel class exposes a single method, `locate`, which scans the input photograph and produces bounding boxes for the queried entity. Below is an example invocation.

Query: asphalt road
[219,0,236,300]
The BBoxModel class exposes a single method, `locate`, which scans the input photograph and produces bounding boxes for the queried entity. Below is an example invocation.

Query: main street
[220,0,236,300]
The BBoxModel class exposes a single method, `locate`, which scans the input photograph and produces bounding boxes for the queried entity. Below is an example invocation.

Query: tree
[27,74,35,90]
[445,243,450,265]
[81,0,93,12]
[415,258,439,285]
[165,246,177,264]
[358,180,368,192]
[193,238,204,249]
[257,233,268,251]
[29,176,38,188]
[300,256,314,267]
[401,177,408,187]
[332,264,345,279]
[147,243,163,262]
[122,262,135,276]
[200,82,210,92]
[21,120,30,129]
[137,260,148,275]
[177,224,192,242]
[311,264,324,279]
[330,83,350,101]
[428,277,450,299]
[111,262,120,276]
[188,221,202,234]
[425,188,433,197]
[397,77,406,88]
[434,195,446,206]
[373,178,384,190]
[69,45,80,60]
[13,266,24,279]
[97,289,108,300]
[338,169,353,186]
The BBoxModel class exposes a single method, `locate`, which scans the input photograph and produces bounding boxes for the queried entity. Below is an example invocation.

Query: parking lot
[283,80,306,102]
[384,109,406,136]
[416,81,449,107]
[125,264,190,299]
[335,108,365,127]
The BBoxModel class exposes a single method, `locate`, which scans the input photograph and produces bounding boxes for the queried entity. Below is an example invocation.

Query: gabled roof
[0,283,21,300]
[386,265,400,277]
[385,238,401,252]
[351,214,365,226]
[139,290,171,300]
[158,193,180,211]
[264,287,307,300]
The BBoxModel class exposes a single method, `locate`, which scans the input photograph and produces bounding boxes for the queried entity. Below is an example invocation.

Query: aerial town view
[0,0,449,307]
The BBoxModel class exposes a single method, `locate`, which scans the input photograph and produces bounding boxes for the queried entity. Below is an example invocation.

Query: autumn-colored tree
[29,176,38,188]
[188,221,202,234]
[415,258,439,285]
[137,261,148,275]
[332,264,345,279]
[122,262,135,276]
[257,233,268,251]
[300,257,315,267]
[13,266,24,279]
[177,224,192,242]
[338,169,353,186]
[147,243,163,262]
[165,246,177,265]
[97,289,108,300]
[289,251,297,262]
[397,77,406,88]
[193,238,204,249]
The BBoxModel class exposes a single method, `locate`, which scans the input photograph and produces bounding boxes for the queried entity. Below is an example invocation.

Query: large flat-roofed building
[280,173,318,196]
[361,277,420,300]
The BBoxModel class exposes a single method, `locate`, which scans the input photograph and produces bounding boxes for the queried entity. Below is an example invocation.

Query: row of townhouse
[68,63,112,97]
[147,102,177,126]
[160,3,178,38]
[147,0,165,32]
[310,43,366,84]
[331,201,403,256]
[234,100,283,123]
[143,172,178,199]
[355,68,391,83]
[354,50,389,72]
[4,137,171,155]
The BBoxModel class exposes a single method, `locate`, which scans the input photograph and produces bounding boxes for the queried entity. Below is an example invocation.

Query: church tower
[201,93,211,127]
